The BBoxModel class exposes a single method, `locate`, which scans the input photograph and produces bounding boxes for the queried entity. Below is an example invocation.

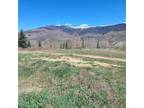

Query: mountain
[24,23,126,49]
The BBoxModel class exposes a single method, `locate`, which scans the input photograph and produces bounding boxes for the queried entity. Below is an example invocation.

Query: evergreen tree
[27,41,31,48]
[97,40,100,48]
[38,41,42,47]
[18,29,28,48]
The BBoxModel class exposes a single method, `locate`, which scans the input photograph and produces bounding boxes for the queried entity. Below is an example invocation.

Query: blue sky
[18,0,126,30]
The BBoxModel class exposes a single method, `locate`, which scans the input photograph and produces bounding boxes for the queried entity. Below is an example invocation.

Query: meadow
[18,49,126,108]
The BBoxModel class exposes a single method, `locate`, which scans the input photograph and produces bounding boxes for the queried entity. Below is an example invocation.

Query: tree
[62,41,69,49]
[27,41,31,48]
[97,40,100,48]
[65,41,68,49]
[81,38,85,48]
[38,41,42,47]
[18,29,28,48]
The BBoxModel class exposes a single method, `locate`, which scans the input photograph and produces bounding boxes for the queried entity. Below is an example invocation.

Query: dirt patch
[93,61,121,68]
[68,70,95,86]
[19,87,43,95]
[45,104,53,108]
[79,70,95,79]
[90,81,114,100]
[94,61,112,67]
[72,63,92,67]
[73,54,126,62]
[42,56,82,62]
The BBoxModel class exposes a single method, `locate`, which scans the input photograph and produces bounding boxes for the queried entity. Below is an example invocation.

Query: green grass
[18,49,126,108]
[51,89,97,108]
[18,90,49,108]
[19,87,111,108]
[44,62,80,79]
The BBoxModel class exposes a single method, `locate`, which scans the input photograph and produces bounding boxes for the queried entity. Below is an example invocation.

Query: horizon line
[19,22,126,31]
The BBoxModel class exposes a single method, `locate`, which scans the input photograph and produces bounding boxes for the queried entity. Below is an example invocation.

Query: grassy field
[18,49,126,108]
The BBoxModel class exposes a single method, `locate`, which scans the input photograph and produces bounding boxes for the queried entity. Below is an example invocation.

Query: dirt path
[19,51,125,62]
[40,56,121,68]
[72,54,125,62]
[29,51,125,68]
[48,53,125,62]
[19,87,43,95]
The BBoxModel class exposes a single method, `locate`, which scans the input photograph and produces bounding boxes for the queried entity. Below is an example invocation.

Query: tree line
[18,29,100,49]
[60,39,100,49]
[18,29,42,48]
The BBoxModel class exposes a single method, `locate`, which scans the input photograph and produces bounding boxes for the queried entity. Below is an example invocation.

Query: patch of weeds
[19,53,32,61]
[19,53,35,78]
[42,61,61,69]
[43,62,80,79]
[90,67,106,77]
[18,66,34,78]
[18,90,49,108]
[91,91,111,108]
[116,83,126,108]
[51,63,80,79]
[51,89,96,108]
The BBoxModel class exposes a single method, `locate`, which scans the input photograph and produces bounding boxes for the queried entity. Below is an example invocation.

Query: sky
[18,0,126,30]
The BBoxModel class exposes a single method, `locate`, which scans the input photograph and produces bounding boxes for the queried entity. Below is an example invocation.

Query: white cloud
[72,24,92,29]
[79,24,90,28]
[55,22,125,28]
[56,23,94,29]
[64,23,72,26]
[56,24,61,26]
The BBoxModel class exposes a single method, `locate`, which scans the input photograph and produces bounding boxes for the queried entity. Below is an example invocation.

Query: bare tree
[81,37,85,48]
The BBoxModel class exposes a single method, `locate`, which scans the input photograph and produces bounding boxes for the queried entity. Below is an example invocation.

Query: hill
[24,23,126,49]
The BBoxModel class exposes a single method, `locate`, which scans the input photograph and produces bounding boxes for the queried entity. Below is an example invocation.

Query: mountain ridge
[24,23,126,49]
